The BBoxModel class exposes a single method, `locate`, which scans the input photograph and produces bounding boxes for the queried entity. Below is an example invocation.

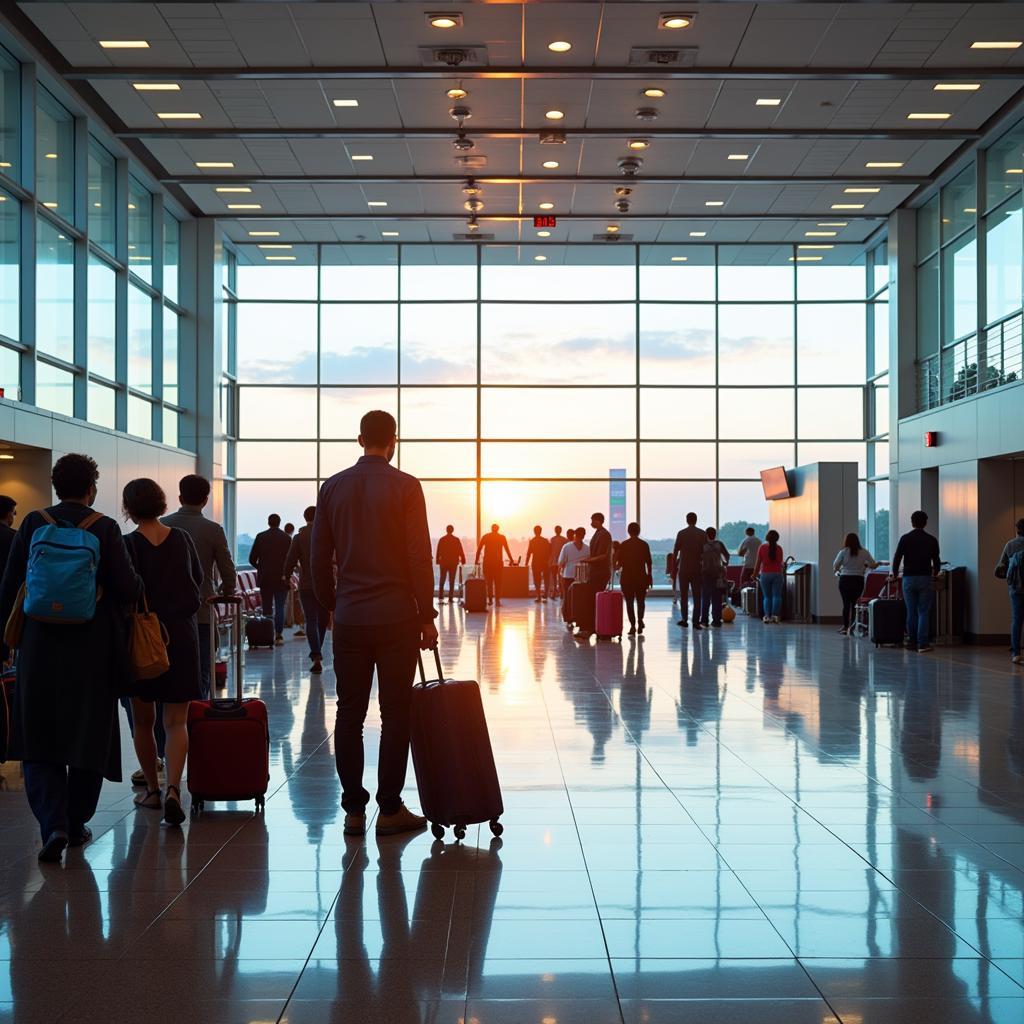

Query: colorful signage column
[609,468,627,540]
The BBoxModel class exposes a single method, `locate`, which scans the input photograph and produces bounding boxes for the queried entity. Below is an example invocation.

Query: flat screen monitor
[760,466,791,501]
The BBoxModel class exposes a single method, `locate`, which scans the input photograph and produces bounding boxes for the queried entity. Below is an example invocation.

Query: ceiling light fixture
[817,221,847,226]
[265,255,296,261]
[382,231,400,237]
[248,231,280,237]
[756,98,782,106]
[670,256,688,261]
[542,160,560,169]
[970,41,1021,49]
[844,187,881,193]
[865,161,903,168]
[157,112,202,120]
[257,243,292,249]
[1007,168,1024,174]
[428,13,462,29]
[659,13,693,29]
[99,40,149,48]
[831,203,864,209]
[805,230,837,237]
[227,203,261,209]
[705,200,724,207]
[367,201,388,207]
[907,112,951,120]
[548,40,572,53]
[689,230,706,237]
[606,225,620,233]
[934,83,980,91]
[963,207,977,213]
[728,153,749,160]
[537,230,551,237]
[215,186,252,193]
[333,99,359,108]
[539,202,554,210]
[628,139,650,150]
[545,110,565,120]
[534,255,547,261]
[350,154,374,161]
[799,244,834,249]
[196,161,234,169]
[643,88,666,99]
[43,202,57,208]
[446,87,468,100]
[133,82,179,91]
[44,153,57,159]
[790,255,823,262]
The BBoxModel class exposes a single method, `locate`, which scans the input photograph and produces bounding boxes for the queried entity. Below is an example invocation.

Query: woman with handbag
[122,478,203,826]
[699,527,731,628]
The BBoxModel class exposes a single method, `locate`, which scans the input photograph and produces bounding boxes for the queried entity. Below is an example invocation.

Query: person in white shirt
[558,528,590,626]
[737,527,762,587]
[833,532,879,635]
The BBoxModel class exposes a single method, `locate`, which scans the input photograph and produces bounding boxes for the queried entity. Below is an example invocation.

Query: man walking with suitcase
[312,410,437,838]
[891,510,941,653]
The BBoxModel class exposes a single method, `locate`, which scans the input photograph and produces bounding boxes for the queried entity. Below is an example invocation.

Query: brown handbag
[129,593,170,680]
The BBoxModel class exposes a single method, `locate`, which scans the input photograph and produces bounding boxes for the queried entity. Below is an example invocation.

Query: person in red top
[754,529,785,623]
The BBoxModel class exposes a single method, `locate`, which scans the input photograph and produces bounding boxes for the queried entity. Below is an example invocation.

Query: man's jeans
[902,575,934,647]
[261,587,288,635]
[1011,590,1024,657]
[299,589,331,661]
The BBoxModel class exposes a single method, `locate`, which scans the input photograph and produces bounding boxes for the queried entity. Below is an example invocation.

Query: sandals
[134,788,162,810]
[163,785,186,827]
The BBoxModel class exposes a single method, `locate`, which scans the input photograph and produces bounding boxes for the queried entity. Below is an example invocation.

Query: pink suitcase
[595,589,624,641]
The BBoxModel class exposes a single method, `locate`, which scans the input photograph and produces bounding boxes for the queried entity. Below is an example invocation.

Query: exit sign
[924,431,938,448]
[533,215,557,228]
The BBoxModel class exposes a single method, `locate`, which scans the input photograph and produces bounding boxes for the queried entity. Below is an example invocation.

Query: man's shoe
[68,826,92,848]
[628,626,637,636]
[677,620,688,627]
[344,813,367,837]
[38,831,68,864]
[535,597,541,603]
[311,659,323,674]
[917,644,934,654]
[1012,654,1023,664]
[375,804,427,837]
[294,629,306,638]
[693,624,703,631]
[274,635,284,646]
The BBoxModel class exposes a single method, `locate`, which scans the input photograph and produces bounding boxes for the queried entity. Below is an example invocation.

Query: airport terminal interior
[2,1,1024,1022]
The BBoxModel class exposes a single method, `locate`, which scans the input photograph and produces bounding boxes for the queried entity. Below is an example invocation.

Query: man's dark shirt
[527,535,551,568]
[478,533,510,567]
[248,526,291,591]
[0,522,15,577]
[589,526,612,567]
[285,523,316,591]
[615,536,652,587]
[436,534,466,567]
[892,528,941,578]
[673,525,707,576]
[312,455,435,627]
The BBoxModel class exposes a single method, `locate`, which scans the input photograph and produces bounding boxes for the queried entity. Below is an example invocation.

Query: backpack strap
[38,510,56,526]
[79,511,104,532]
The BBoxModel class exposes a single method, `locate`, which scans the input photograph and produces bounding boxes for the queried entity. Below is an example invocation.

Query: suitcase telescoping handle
[208,595,244,704]
[416,644,446,685]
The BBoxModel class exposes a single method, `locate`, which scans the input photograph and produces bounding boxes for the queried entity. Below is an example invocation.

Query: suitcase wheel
[489,820,504,837]
[255,795,265,812]
[431,823,445,840]
[453,825,467,842]
[190,799,204,818]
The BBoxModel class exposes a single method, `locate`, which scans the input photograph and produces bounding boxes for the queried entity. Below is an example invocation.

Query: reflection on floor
[3,600,1024,1022]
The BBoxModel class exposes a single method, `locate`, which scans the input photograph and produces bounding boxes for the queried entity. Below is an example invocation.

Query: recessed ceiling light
[428,13,462,29]
[43,202,57,208]
[865,162,903,168]
[128,203,136,210]
[248,231,280,237]
[799,244,834,249]
[548,40,572,53]
[545,110,565,120]
[643,88,666,99]
[0,162,10,168]
[542,160,560,169]
[756,98,781,106]
[628,139,649,150]
[970,41,1021,50]
[381,231,400,237]
[539,202,554,210]
[818,221,847,226]
[934,83,980,91]
[790,255,823,262]
[844,187,881,193]
[447,88,468,100]
[350,154,374,161]
[133,83,180,91]
[257,243,292,249]
[831,203,864,209]
[727,153,749,160]
[907,112,950,120]
[93,202,101,208]
[367,201,388,207]
[215,186,252,193]
[963,207,977,213]
[534,255,547,261]
[227,203,261,209]
[0,454,13,460]
[333,99,359,108]
[196,161,234,169]
[606,225,620,233]
[1008,168,1024,174]
[705,200,724,207]
[660,13,693,29]
[805,230,837,237]
[670,256,688,261]
[128,244,135,250]
[157,112,202,120]
[689,231,706,237]
[537,230,551,237]
[99,40,149,48]
[44,152,57,159]
[265,255,296,261]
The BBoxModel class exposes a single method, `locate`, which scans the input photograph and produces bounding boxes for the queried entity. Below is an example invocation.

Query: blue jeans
[299,589,331,660]
[902,575,934,648]
[23,761,103,842]
[759,572,783,618]
[261,587,288,636]
[700,575,724,625]
[1011,591,1024,657]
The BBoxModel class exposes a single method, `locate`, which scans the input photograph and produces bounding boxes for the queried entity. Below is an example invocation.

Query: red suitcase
[595,589,624,641]
[463,575,487,613]
[187,597,269,815]
[410,646,504,842]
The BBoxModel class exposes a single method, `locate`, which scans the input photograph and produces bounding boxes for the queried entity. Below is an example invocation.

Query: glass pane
[482,387,633,439]
[798,387,863,439]
[400,442,476,479]
[942,230,976,342]
[401,247,476,300]
[0,48,19,181]
[237,482,319,559]
[640,388,716,439]
[87,380,115,428]
[128,395,152,438]
[127,177,153,283]
[872,440,890,476]
[719,442,796,479]
[481,245,635,301]
[796,248,866,301]
[639,304,715,385]
[0,188,17,341]
[719,389,794,439]
[639,442,715,478]
[36,91,73,218]
[796,441,866,476]
[239,386,318,439]
[237,248,318,300]
[718,482,770,533]
[320,303,397,385]
[718,247,793,302]
[164,213,179,303]
[872,244,888,293]
[36,361,73,416]
[986,194,1023,323]
[87,255,116,379]
[128,284,152,393]
[322,245,397,300]
[873,384,889,438]
[985,125,1024,212]
[481,442,636,479]
[35,218,74,362]
[400,387,476,439]
[797,304,865,384]
[237,303,317,384]
[162,408,179,448]
[917,194,939,258]
[163,306,178,405]
[87,141,115,254]
[421,482,476,546]
[873,301,889,376]
[321,387,397,439]
[401,303,476,384]
[941,164,976,243]
[481,304,635,384]
[319,441,364,475]
[916,256,939,358]
[639,246,716,301]
[236,441,318,478]
[639,482,715,542]
[0,343,18,398]
[718,305,794,385]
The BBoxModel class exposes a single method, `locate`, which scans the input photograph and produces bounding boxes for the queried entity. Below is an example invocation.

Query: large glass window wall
[232,243,877,567]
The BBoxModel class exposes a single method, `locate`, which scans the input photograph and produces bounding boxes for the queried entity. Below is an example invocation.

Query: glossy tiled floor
[3,600,1024,1023]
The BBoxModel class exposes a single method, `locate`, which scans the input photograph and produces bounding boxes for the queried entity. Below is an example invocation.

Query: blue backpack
[24,510,104,623]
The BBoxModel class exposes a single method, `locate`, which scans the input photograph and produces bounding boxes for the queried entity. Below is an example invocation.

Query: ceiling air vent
[455,154,488,170]
[419,46,488,67]
[628,46,697,66]
[593,233,634,242]
[453,232,495,241]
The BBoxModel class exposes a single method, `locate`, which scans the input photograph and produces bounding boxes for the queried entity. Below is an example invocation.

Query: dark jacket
[311,455,436,627]
[285,523,316,591]
[249,526,291,592]
[615,536,653,588]
[0,502,141,780]
[673,525,707,576]
[0,522,15,576]
[892,529,941,578]
[436,533,466,567]
[161,505,235,623]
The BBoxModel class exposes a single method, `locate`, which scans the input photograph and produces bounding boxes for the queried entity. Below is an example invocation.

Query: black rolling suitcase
[869,577,905,647]
[245,614,275,649]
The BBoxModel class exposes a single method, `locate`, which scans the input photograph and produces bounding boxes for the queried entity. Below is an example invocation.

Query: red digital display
[924,431,937,448]
[533,215,557,228]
